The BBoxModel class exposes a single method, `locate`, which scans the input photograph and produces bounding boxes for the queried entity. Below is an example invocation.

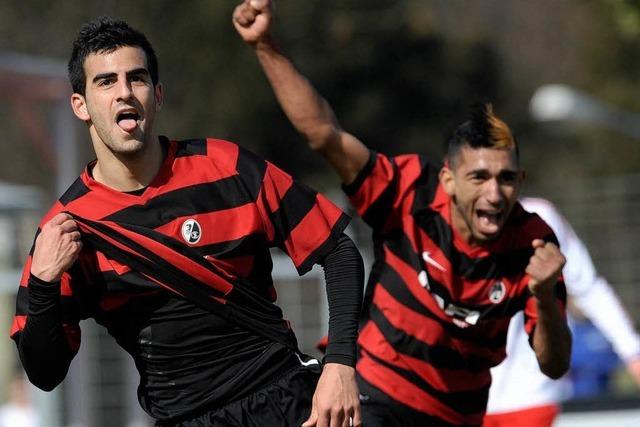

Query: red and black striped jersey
[11,137,349,418]
[344,152,567,426]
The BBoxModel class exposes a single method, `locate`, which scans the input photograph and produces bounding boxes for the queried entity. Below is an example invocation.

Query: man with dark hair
[234,1,572,426]
[11,15,364,427]
[67,17,159,95]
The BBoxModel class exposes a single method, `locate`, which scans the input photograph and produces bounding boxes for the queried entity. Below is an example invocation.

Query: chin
[473,230,501,243]
[113,140,146,155]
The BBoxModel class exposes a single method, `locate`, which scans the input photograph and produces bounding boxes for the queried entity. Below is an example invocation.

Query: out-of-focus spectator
[484,197,640,427]
[0,371,37,427]
[569,312,621,398]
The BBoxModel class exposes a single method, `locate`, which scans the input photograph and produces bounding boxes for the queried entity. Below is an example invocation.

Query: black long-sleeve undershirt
[319,233,364,366]
[18,275,75,391]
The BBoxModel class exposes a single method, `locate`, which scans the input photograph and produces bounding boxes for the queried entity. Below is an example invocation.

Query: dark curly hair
[68,16,159,95]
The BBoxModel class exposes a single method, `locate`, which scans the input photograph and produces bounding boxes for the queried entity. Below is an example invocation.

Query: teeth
[478,211,499,219]
[117,110,139,121]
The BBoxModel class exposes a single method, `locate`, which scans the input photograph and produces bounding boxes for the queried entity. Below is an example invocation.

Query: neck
[92,135,164,192]
[449,201,475,245]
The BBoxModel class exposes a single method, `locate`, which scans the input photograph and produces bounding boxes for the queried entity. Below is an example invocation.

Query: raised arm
[233,0,370,185]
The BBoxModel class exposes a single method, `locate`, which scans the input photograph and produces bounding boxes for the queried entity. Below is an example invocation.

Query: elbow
[24,369,64,392]
[19,343,70,392]
[34,381,59,393]
[540,360,570,380]
[304,123,341,153]
[539,338,572,380]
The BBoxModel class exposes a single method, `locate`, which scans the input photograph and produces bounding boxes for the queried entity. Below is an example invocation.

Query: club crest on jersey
[181,219,202,245]
[488,281,506,304]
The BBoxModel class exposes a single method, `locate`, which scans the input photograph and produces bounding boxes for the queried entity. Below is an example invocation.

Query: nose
[484,178,503,205]
[115,77,133,101]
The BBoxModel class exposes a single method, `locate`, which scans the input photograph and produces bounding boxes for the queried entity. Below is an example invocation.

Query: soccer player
[234,1,572,425]
[484,197,640,427]
[11,16,364,427]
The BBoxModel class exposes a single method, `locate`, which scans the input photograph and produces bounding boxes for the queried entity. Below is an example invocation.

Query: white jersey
[486,197,640,414]
[0,404,37,427]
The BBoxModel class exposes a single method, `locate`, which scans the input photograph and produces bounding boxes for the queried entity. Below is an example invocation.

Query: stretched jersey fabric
[11,137,349,420]
[70,213,300,352]
[344,152,566,426]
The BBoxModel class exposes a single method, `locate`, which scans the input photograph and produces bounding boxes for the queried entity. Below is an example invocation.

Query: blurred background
[1,0,640,425]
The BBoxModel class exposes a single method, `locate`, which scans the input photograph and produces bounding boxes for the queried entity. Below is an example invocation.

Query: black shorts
[156,363,321,427]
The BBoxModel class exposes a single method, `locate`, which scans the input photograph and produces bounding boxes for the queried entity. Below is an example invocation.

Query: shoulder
[58,176,91,208]
[520,197,565,234]
[394,154,442,192]
[169,137,263,181]
[393,153,439,173]
[171,137,237,162]
[368,151,440,186]
[170,137,266,173]
[39,176,90,225]
[508,202,558,245]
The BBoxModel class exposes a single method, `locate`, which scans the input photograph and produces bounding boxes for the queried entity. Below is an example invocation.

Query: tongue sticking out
[118,118,138,133]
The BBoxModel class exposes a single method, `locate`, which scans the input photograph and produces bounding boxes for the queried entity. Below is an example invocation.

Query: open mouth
[116,110,140,133]
[475,209,503,235]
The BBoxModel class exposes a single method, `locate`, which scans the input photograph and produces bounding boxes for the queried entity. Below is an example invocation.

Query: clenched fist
[526,239,565,299]
[233,0,273,44]
[30,213,82,282]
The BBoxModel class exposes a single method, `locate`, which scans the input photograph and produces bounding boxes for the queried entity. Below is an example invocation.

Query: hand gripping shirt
[11,137,349,421]
[344,152,567,426]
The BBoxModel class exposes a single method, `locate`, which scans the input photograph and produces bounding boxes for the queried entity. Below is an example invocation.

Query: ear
[154,82,164,111]
[439,166,456,196]
[70,93,90,122]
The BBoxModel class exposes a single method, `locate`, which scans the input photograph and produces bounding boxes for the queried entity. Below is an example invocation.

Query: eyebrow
[465,167,517,177]
[127,68,149,78]
[466,168,490,177]
[92,68,150,84]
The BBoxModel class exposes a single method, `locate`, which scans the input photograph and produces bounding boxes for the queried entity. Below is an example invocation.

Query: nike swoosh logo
[422,251,446,272]
[295,353,320,367]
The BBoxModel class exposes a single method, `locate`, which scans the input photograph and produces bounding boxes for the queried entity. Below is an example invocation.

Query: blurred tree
[232,0,505,189]
[607,0,640,38]
[0,0,504,191]
[10,0,639,191]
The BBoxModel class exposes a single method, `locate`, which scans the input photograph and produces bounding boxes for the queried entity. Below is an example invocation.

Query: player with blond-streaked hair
[234,1,572,425]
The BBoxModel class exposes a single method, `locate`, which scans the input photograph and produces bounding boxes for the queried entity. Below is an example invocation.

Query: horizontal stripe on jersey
[346,151,566,424]
[11,136,349,419]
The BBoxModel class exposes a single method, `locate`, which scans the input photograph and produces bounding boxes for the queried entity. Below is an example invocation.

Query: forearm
[255,37,339,148]
[320,234,364,366]
[532,292,572,379]
[309,236,364,426]
[18,275,74,391]
[254,38,369,184]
